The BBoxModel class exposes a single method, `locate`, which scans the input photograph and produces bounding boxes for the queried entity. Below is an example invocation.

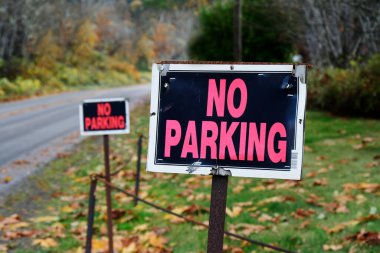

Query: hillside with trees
[0,0,208,100]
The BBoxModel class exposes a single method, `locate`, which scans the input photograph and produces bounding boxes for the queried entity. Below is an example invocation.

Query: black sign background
[82,100,126,132]
[155,71,299,170]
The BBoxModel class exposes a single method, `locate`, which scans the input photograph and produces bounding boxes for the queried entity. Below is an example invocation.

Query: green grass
[1,105,379,253]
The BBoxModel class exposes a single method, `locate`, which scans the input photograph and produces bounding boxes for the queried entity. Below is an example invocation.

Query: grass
[0,103,379,253]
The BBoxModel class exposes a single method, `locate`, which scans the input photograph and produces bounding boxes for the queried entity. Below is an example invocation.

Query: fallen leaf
[0,214,21,227]
[323,244,344,251]
[91,237,108,252]
[313,178,328,186]
[226,206,243,218]
[121,242,138,253]
[336,205,349,213]
[365,161,379,168]
[323,202,349,213]
[300,221,310,229]
[2,176,12,184]
[306,193,323,206]
[163,214,184,224]
[111,209,126,219]
[148,233,167,248]
[0,244,7,252]
[257,195,295,206]
[30,216,59,223]
[258,214,273,222]
[362,137,374,144]
[292,208,315,219]
[324,220,359,234]
[356,214,380,223]
[231,223,267,236]
[346,230,380,245]
[233,184,244,193]
[304,145,313,152]
[343,183,380,193]
[352,144,364,150]
[32,238,58,248]
[235,201,253,208]
[133,224,149,233]
[316,155,326,161]
[306,171,317,178]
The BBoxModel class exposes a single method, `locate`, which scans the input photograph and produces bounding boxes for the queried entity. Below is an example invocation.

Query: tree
[188,0,293,62]
[284,0,380,68]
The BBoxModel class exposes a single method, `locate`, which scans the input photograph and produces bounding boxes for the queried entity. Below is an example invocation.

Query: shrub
[308,53,380,118]
[0,78,15,97]
[14,78,42,96]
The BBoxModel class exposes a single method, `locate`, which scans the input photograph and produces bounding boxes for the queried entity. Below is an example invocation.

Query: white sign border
[147,63,307,180]
[79,97,130,136]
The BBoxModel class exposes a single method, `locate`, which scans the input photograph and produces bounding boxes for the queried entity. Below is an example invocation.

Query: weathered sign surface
[79,98,130,136]
[147,63,307,180]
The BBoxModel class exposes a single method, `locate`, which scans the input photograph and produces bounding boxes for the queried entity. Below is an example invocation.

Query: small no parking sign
[79,98,130,136]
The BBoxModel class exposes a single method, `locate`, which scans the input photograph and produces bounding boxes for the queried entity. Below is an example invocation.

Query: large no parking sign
[147,62,307,180]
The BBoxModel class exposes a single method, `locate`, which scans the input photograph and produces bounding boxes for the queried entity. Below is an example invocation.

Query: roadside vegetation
[0,102,379,253]
[0,1,205,101]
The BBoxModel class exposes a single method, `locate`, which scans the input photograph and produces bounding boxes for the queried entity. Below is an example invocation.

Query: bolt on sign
[79,98,130,136]
[147,62,308,180]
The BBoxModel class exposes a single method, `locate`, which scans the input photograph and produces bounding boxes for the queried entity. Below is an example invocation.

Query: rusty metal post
[85,177,97,253]
[207,174,229,253]
[134,135,143,206]
[103,135,114,253]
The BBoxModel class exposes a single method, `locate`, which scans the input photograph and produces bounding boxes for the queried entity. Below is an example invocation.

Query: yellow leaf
[8,221,29,230]
[226,206,243,218]
[32,238,58,248]
[3,176,12,183]
[133,224,149,233]
[30,216,58,223]
[323,244,343,251]
[148,234,167,248]
[92,237,108,251]
[122,242,138,253]
[233,184,244,193]
[163,214,184,224]
[62,205,75,213]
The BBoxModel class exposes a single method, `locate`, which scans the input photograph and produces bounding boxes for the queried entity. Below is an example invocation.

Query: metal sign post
[103,135,114,253]
[207,174,229,253]
[134,134,143,206]
[79,97,131,253]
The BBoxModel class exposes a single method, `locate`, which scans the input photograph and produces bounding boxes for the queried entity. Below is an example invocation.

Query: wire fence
[86,174,296,253]
[85,135,297,253]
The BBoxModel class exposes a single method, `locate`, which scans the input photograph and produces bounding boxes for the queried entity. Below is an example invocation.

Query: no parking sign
[147,62,308,180]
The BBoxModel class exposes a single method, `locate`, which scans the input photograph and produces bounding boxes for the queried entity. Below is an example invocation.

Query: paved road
[0,84,150,195]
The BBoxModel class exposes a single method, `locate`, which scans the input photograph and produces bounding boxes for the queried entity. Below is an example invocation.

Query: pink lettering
[267,123,287,163]
[238,122,247,160]
[200,121,218,159]
[181,121,199,158]
[219,121,238,160]
[227,78,247,118]
[206,79,226,117]
[247,123,266,161]
[164,120,182,157]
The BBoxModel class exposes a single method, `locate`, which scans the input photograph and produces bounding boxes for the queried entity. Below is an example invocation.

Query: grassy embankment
[0,101,379,253]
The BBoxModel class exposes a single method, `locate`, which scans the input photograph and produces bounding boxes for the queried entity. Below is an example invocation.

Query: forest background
[0,0,379,117]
